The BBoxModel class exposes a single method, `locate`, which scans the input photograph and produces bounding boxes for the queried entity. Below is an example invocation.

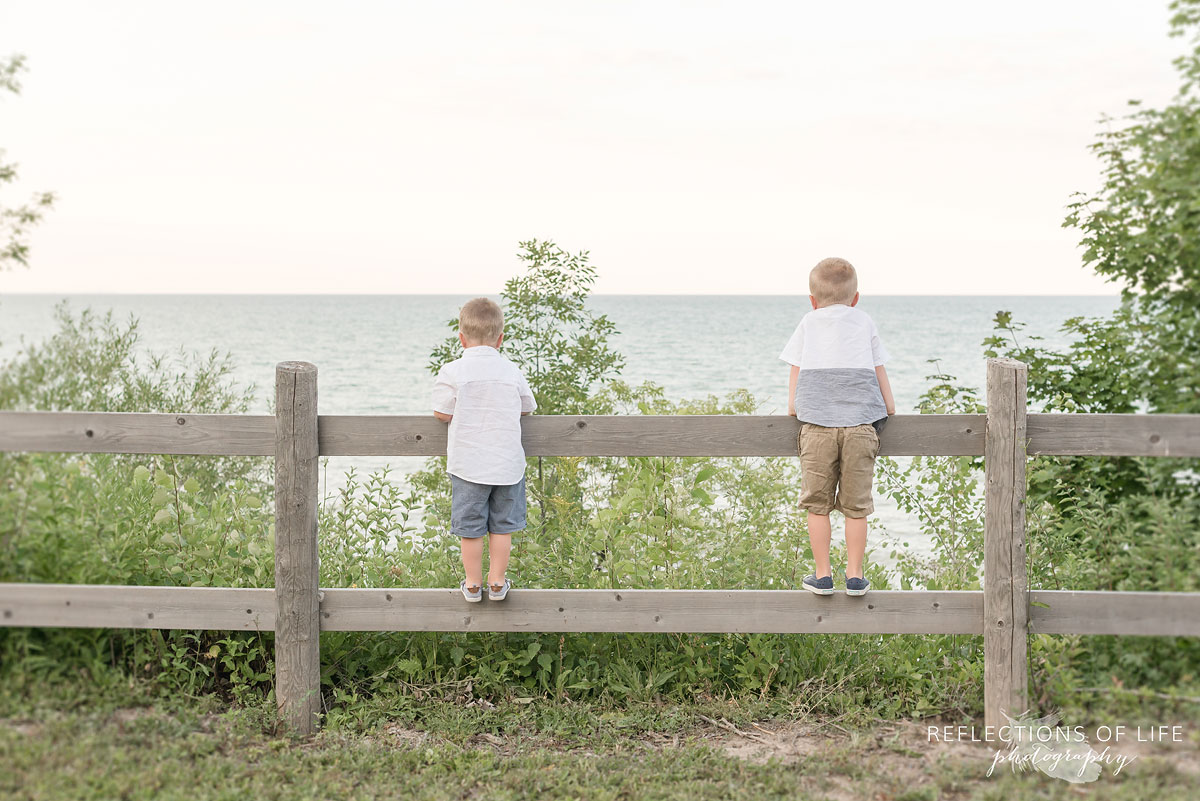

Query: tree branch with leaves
[1,54,56,271]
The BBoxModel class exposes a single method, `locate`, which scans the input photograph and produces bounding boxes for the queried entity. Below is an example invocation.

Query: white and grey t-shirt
[779,304,890,427]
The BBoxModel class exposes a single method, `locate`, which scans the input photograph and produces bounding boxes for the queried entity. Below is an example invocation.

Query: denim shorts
[450,475,527,539]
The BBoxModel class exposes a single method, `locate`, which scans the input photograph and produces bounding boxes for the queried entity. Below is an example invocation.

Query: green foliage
[428,239,624,414]
[0,307,276,699]
[1053,0,1200,418]
[983,303,1200,700]
[0,53,56,271]
[877,364,986,591]
[1065,0,1200,311]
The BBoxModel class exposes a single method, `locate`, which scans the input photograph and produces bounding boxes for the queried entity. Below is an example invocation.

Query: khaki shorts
[797,423,880,518]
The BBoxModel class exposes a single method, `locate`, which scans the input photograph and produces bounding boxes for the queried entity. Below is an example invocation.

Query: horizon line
[0,291,1124,298]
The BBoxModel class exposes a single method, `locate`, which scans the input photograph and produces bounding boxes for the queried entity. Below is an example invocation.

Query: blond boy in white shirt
[433,298,537,602]
[779,258,896,597]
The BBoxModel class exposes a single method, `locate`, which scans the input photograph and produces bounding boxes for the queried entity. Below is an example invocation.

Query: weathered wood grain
[0,583,274,630]
[6,411,1196,458]
[1029,591,1200,636]
[1028,414,1200,457]
[0,412,274,455]
[317,414,986,457]
[983,359,1029,731]
[317,589,984,634]
[274,362,321,735]
[6,584,1197,638]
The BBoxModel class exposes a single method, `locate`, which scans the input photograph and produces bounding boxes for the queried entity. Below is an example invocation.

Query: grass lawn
[2,690,1198,801]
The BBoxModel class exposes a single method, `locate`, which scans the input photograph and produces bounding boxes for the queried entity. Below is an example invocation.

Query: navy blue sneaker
[845,575,870,597]
[802,574,834,595]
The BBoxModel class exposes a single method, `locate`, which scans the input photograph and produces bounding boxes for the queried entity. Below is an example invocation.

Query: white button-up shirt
[432,346,537,485]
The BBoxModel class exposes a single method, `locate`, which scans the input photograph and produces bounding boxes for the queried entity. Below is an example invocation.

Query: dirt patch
[372,711,1198,795]
[694,715,825,763]
[699,716,1200,791]
[705,717,993,764]
[382,722,432,749]
[110,707,156,725]
[0,718,43,738]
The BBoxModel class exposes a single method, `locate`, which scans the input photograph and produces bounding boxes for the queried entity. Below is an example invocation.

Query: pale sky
[0,1,1184,295]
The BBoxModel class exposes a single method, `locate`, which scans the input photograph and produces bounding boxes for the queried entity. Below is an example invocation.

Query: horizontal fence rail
[3,411,1199,458]
[5,584,1199,637]
[0,584,276,630]
[2,358,1198,737]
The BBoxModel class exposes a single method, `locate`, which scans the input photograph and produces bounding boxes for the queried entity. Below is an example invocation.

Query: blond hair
[809,257,858,307]
[458,297,504,345]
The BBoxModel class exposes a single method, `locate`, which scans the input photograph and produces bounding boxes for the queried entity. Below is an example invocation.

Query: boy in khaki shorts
[780,258,895,596]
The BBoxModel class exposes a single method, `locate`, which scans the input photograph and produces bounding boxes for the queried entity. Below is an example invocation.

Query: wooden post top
[276,361,317,374]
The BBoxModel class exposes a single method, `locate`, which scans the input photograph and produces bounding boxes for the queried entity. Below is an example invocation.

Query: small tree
[428,239,624,413]
[1047,0,1200,417]
[1,54,55,271]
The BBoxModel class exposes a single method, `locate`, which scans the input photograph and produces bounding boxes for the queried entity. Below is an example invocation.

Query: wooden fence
[2,358,1199,736]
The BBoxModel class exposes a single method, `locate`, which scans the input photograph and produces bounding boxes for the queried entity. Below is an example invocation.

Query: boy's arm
[517,372,536,418]
[432,366,456,423]
[787,365,799,417]
[875,365,896,416]
[779,321,804,418]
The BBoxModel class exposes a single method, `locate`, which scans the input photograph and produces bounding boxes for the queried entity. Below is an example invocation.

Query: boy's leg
[450,475,488,588]
[486,476,526,587]
[844,516,867,579]
[798,424,838,579]
[487,533,511,587]
[808,513,833,577]
[834,424,880,580]
[460,536,484,588]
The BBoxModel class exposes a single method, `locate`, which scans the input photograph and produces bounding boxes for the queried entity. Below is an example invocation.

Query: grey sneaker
[460,580,483,603]
[845,575,870,597]
[802,574,834,595]
[488,578,511,601]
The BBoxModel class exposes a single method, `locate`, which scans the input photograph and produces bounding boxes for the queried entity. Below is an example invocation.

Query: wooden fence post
[274,361,321,735]
[983,358,1029,732]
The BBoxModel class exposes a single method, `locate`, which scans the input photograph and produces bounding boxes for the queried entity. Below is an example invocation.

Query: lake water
[0,293,1120,553]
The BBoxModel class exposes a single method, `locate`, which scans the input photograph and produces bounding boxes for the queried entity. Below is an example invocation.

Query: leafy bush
[0,306,276,701]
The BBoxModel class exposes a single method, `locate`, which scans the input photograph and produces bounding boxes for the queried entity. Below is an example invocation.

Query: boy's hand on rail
[433,411,452,423]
